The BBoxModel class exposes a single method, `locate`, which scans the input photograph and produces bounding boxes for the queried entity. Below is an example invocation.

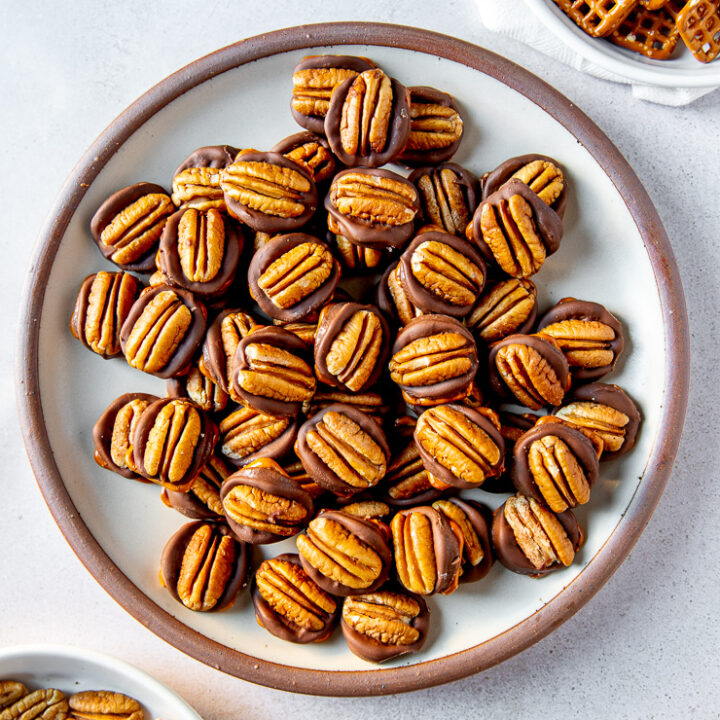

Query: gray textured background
[1,2,718,718]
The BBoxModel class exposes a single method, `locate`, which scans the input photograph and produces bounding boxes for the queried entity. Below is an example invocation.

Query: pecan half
[511,159,565,205]
[332,234,385,272]
[218,404,295,466]
[276,320,318,347]
[167,362,228,413]
[0,690,68,720]
[466,278,537,343]
[68,692,142,720]
[160,453,229,520]
[0,683,27,712]
[271,131,337,184]
[171,144,238,211]
[303,390,386,423]
[382,261,422,325]
[341,500,391,520]
[177,208,226,283]
[381,441,438,507]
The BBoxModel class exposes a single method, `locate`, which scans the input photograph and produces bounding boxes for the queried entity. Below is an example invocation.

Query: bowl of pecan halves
[18,24,688,695]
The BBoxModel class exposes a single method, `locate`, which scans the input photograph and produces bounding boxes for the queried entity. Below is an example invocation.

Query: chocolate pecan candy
[296,509,392,596]
[120,285,206,378]
[341,588,429,663]
[229,325,316,417]
[156,208,243,298]
[92,392,159,480]
[488,333,570,410]
[160,453,231,520]
[0,690,68,720]
[271,131,337,184]
[248,233,340,322]
[131,398,217,492]
[220,150,318,233]
[90,182,175,272]
[492,494,582,577]
[379,440,442,507]
[296,404,390,496]
[330,233,386,273]
[470,179,563,278]
[70,271,141,358]
[432,498,493,583]
[0,683,28,711]
[482,153,568,218]
[390,315,478,407]
[414,404,505,490]
[217,404,297,467]
[291,55,375,134]
[282,456,326,500]
[376,260,422,326]
[555,382,641,460]
[160,520,248,611]
[171,144,239,212]
[466,278,538,344]
[68,692,143,720]
[166,362,228,414]
[409,163,478,237]
[536,298,624,381]
[252,553,339,643]
[326,168,420,250]
[398,231,486,317]
[398,86,463,166]
[303,389,387,423]
[324,68,411,168]
[220,459,314,544]
[276,320,318,347]
[314,302,390,392]
[390,506,462,595]
[512,420,600,513]
[340,500,391,521]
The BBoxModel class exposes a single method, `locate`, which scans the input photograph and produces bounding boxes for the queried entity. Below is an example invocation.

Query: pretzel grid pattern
[677,0,720,62]
[553,0,639,37]
[610,0,686,59]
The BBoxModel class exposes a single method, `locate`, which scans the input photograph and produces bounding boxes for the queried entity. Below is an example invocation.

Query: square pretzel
[677,0,720,63]
[610,0,686,59]
[553,0,639,37]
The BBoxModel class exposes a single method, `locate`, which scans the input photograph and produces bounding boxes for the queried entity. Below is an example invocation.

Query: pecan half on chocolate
[92,392,159,480]
[248,233,340,322]
[70,271,141,358]
[466,278,538,344]
[68,691,143,720]
[271,131,337,184]
[398,231,486,317]
[0,690,68,720]
[160,520,249,611]
[414,404,505,489]
[326,168,420,250]
[131,398,217,492]
[221,459,314,544]
[296,404,390,497]
[120,285,206,378]
[341,589,429,662]
[303,389,387,423]
[229,325,316,417]
[492,494,582,577]
[376,260,423,326]
[390,315,478,407]
[324,68,411,168]
[276,320,318,347]
[555,382,641,460]
[171,144,238,212]
[160,453,231,520]
[291,55,375,133]
[536,298,624,381]
[166,361,228,414]
[488,333,570,410]
[398,86,463,166]
[252,553,339,643]
[470,179,563,278]
[220,150,318,233]
[390,506,462,595]
[330,233,386,273]
[379,440,441,507]
[314,302,390,393]
[91,182,175,272]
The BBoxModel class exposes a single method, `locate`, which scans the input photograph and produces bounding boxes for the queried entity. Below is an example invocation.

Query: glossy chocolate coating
[492,501,581,577]
[90,182,171,272]
[296,404,390,496]
[399,231,486,317]
[314,302,390,392]
[92,392,159,480]
[341,587,429,662]
[392,315,478,402]
[298,509,392,596]
[248,233,340,322]
[223,150,318,234]
[291,55,376,133]
[511,421,600,505]
[325,168,420,250]
[488,333,570,406]
[160,461,227,520]
[270,131,339,184]
[536,298,625,382]
[220,465,314,544]
[481,153,568,219]
[324,73,411,168]
[160,520,249,610]
[156,208,243,298]
[119,284,207,379]
[230,325,314,417]
[173,144,239,177]
[252,553,339,644]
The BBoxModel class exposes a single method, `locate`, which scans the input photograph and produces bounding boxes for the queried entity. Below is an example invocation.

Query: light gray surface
[1,1,718,718]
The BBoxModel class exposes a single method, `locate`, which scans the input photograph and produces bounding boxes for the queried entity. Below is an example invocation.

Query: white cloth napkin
[476,0,718,106]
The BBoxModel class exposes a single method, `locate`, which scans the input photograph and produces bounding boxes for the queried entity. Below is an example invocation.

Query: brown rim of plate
[15,22,689,697]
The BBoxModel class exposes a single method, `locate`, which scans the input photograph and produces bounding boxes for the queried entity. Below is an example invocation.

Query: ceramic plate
[17,23,689,696]
[526,0,720,87]
[0,645,201,720]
